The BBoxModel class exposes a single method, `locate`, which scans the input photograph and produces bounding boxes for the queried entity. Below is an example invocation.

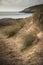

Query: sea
[0,12,32,19]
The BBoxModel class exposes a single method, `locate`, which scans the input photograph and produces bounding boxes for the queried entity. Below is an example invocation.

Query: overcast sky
[0,0,43,12]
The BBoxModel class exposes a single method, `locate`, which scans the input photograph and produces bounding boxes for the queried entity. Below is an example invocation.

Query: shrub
[21,32,36,51]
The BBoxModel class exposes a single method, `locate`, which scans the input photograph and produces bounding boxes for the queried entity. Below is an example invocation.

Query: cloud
[0,0,43,11]
[0,0,22,6]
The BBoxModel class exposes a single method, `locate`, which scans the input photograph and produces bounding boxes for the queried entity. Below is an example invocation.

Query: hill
[20,4,43,13]
[0,4,43,65]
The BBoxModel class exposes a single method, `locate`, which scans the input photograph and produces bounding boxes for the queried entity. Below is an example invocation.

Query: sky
[0,0,43,12]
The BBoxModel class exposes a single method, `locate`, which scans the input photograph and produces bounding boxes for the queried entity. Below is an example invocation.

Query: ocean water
[0,12,32,19]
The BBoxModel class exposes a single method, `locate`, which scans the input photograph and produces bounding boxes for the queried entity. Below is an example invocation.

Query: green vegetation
[0,17,31,37]
[21,31,37,51]
[3,23,21,37]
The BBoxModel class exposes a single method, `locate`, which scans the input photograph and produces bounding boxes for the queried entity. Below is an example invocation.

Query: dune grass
[3,20,27,38]
[21,31,37,51]
[3,23,21,37]
[1,17,31,38]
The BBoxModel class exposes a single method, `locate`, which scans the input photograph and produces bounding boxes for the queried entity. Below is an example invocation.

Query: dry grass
[0,17,31,37]
[21,31,37,51]
[3,24,21,37]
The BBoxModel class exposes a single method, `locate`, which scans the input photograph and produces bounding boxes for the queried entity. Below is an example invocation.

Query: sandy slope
[0,23,43,65]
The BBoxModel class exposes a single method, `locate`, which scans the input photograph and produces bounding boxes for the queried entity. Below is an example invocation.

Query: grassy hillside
[0,4,43,65]
[0,17,31,37]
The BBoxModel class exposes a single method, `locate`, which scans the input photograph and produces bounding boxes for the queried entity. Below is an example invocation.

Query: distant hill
[0,18,17,27]
[0,17,31,27]
[20,4,43,13]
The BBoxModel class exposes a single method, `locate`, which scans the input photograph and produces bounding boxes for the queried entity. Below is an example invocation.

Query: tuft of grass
[21,32,37,51]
